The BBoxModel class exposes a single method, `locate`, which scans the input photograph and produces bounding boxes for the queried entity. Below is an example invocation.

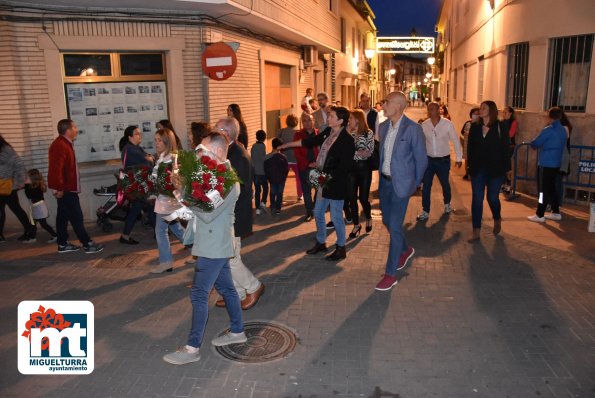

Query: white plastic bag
[589,202,595,233]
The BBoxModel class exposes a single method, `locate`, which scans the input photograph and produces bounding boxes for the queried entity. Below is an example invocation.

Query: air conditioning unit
[303,46,318,67]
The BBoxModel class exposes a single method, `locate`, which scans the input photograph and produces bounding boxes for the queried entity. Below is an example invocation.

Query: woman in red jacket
[293,113,319,222]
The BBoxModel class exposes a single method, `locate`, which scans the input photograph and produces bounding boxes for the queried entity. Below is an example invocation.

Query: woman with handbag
[118,125,155,244]
[344,109,374,238]
[0,135,35,243]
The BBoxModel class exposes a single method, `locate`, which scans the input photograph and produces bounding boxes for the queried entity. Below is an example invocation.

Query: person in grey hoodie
[0,135,35,242]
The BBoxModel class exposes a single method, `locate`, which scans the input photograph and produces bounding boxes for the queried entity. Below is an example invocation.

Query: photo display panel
[65,81,168,162]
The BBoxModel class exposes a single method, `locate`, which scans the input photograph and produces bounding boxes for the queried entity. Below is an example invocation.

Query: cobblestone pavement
[1,112,594,397]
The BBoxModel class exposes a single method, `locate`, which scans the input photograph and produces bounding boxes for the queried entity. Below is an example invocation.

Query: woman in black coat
[280,107,355,261]
[467,100,510,243]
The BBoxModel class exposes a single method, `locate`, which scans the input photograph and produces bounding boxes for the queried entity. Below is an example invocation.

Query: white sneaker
[444,203,453,214]
[417,211,429,221]
[255,209,262,215]
[259,203,267,210]
[544,212,562,221]
[211,331,247,347]
[527,215,545,223]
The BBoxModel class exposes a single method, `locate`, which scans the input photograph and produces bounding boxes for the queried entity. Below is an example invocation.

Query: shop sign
[376,37,435,54]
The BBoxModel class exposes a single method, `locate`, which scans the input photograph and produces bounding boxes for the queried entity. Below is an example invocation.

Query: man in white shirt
[417,102,462,221]
[301,88,314,114]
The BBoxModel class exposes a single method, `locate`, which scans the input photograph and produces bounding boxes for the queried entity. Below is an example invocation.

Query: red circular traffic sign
[201,42,237,81]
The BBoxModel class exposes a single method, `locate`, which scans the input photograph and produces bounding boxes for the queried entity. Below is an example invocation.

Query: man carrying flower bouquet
[163,131,247,365]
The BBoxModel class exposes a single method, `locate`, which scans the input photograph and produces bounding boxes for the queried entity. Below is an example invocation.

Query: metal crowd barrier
[509,143,595,202]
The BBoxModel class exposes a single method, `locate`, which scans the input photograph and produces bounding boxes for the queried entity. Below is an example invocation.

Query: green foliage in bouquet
[155,161,176,197]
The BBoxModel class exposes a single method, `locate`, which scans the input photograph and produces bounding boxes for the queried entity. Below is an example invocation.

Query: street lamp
[364,48,375,59]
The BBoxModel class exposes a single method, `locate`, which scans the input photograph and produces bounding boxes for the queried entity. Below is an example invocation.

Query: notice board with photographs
[65,81,168,162]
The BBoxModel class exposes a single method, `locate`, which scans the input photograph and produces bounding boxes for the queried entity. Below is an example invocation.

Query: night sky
[366,0,442,38]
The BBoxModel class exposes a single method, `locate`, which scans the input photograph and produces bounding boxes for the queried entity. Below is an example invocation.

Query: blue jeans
[122,199,155,235]
[56,192,90,246]
[253,174,268,208]
[379,178,410,276]
[313,195,346,247]
[155,214,185,266]
[188,257,243,348]
[471,169,505,229]
[269,182,285,210]
[421,157,451,213]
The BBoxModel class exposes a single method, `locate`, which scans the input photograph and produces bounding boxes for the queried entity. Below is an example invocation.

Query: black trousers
[536,166,560,217]
[344,160,372,225]
[0,190,32,237]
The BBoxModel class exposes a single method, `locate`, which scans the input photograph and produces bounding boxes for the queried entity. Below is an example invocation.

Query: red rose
[201,155,211,164]
[192,189,202,199]
[216,184,224,194]
[202,173,212,183]
[201,182,210,191]
[207,160,217,170]
[200,194,210,203]
[216,176,225,184]
[216,164,227,173]
[192,181,201,190]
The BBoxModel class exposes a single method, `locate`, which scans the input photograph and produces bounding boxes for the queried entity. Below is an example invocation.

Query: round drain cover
[214,321,297,363]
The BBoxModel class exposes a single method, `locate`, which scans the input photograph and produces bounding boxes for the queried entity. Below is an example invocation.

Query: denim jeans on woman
[313,194,346,247]
[470,168,505,229]
[155,214,185,266]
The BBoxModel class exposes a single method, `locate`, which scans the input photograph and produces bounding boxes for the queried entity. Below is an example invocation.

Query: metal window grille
[546,34,594,112]
[506,42,529,109]
[477,57,484,103]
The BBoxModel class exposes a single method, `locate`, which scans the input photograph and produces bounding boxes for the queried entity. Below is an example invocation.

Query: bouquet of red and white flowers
[175,149,241,212]
[154,161,176,197]
[118,166,155,201]
[308,168,332,189]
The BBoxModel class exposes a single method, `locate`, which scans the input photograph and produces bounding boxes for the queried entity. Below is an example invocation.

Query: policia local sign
[376,37,435,54]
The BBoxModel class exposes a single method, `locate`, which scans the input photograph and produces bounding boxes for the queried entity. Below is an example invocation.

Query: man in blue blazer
[376,92,428,291]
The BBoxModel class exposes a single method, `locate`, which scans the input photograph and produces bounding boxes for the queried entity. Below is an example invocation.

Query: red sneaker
[397,247,415,270]
[375,274,398,291]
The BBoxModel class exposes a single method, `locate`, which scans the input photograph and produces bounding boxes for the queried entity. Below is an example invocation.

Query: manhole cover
[95,253,144,269]
[214,321,297,363]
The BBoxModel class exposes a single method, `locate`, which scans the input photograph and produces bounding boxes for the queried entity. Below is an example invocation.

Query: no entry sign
[201,42,237,81]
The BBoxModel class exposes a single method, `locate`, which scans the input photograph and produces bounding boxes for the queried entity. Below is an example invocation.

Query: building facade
[0,0,377,223]
[436,0,595,201]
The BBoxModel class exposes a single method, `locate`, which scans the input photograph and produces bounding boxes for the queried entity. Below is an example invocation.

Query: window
[62,52,165,82]
[545,34,594,112]
[63,54,112,77]
[463,65,468,102]
[506,42,529,109]
[340,18,346,53]
[477,56,484,103]
[453,68,458,100]
[120,53,164,76]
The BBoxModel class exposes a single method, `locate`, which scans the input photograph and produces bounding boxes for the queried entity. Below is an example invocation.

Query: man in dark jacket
[360,93,378,134]
[215,117,264,311]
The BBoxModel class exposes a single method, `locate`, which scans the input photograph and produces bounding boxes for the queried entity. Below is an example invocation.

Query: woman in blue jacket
[527,107,568,223]
[118,125,155,244]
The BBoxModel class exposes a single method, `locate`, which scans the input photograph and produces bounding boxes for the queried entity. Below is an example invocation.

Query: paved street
[1,109,594,398]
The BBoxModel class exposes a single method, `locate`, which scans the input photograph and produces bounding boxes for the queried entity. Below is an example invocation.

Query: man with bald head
[376,92,428,291]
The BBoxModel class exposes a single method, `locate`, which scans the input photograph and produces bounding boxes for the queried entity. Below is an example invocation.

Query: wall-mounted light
[427,57,435,66]
[389,68,396,75]
[364,48,375,59]
[426,72,432,79]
